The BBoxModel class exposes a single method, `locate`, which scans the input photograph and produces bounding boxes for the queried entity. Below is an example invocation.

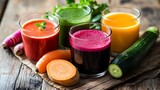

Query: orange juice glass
[102,7,141,54]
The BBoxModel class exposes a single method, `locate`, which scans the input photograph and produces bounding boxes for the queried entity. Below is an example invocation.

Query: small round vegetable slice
[108,64,123,78]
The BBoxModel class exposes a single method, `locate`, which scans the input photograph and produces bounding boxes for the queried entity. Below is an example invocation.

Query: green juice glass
[55,5,92,48]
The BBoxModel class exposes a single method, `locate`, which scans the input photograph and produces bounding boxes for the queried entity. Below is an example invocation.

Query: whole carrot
[2,30,22,49]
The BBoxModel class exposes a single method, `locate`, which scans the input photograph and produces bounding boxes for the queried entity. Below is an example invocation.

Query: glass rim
[19,13,60,32]
[69,23,112,41]
[102,7,141,22]
[55,4,92,19]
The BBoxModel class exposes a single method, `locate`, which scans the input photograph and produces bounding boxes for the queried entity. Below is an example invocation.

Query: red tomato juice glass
[19,13,59,63]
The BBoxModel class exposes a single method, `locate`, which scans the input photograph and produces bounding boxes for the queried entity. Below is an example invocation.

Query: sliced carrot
[47,59,79,86]
[36,50,71,73]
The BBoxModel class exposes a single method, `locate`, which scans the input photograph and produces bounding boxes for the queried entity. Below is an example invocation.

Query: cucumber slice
[108,64,122,78]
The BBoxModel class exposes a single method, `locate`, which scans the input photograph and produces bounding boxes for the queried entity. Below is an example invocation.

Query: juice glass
[69,23,112,78]
[19,13,59,63]
[102,7,141,54]
[55,5,92,48]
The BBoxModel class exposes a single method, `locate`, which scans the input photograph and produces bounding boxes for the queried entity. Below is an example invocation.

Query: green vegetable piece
[53,4,61,12]
[90,24,100,30]
[108,26,159,78]
[43,12,52,19]
[92,4,108,17]
[108,64,123,78]
[91,14,101,23]
[66,0,75,4]
[146,26,159,36]
[35,22,47,30]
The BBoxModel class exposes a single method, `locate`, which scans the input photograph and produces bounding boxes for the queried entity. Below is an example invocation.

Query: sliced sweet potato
[47,59,79,86]
[36,50,71,73]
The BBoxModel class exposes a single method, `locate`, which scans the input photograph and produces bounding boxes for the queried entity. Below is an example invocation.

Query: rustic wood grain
[14,65,42,90]
[0,0,160,90]
[0,0,62,90]
[0,1,23,89]
[112,72,160,90]
[10,38,160,90]
[0,48,21,90]
[0,0,8,22]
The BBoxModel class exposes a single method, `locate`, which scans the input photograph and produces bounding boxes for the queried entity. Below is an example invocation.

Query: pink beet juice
[19,14,59,63]
[69,23,111,78]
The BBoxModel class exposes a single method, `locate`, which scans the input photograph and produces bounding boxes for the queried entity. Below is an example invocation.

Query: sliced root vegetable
[2,30,22,49]
[47,59,79,86]
[13,42,24,56]
[36,50,71,73]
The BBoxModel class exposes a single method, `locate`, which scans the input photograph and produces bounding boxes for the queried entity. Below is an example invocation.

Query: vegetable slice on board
[47,59,79,86]
[36,50,71,73]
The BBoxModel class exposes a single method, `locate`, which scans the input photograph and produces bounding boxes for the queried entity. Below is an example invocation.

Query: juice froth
[70,30,111,52]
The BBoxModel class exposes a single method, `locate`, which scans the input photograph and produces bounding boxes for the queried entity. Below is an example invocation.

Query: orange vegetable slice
[47,59,79,86]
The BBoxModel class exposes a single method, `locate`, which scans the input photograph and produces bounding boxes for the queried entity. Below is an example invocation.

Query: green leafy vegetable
[78,0,109,22]
[35,22,47,30]
[43,11,52,19]
[91,14,101,22]
[66,0,75,4]
[53,4,61,12]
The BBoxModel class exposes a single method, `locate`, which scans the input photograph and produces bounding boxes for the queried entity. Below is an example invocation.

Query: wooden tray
[11,38,160,89]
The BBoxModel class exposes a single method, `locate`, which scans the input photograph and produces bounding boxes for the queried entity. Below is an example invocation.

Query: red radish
[2,30,22,49]
[14,42,24,56]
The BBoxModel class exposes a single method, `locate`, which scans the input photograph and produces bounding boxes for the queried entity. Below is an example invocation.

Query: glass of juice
[55,5,92,48]
[69,23,112,78]
[19,13,59,63]
[102,7,141,55]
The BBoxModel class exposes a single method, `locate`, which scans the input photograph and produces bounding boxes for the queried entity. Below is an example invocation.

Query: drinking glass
[19,13,59,63]
[69,23,112,78]
[102,7,141,55]
[55,5,92,48]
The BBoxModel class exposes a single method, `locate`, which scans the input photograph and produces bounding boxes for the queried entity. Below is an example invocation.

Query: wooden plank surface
[0,0,160,90]
[11,47,160,90]
[0,0,63,90]
[0,0,8,22]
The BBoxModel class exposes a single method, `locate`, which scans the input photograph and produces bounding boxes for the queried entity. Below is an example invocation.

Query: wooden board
[0,0,8,22]
[10,38,160,89]
[0,0,160,90]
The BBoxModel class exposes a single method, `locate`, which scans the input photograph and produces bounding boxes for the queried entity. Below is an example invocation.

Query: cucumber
[108,27,159,78]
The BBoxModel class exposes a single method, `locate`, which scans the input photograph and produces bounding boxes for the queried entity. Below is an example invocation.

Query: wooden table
[0,0,160,90]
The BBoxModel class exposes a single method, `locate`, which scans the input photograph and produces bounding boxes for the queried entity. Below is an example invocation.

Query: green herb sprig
[35,22,47,30]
